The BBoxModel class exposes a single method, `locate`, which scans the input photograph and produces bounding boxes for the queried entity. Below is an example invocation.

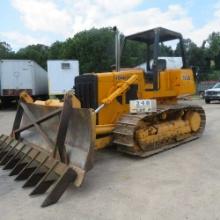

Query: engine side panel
[96,68,196,125]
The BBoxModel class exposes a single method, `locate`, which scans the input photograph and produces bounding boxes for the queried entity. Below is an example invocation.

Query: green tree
[16,44,49,68]
[0,41,15,58]
[175,39,207,69]
[121,39,147,68]
[62,27,115,73]
[2,27,220,80]
[48,41,65,59]
[206,32,220,69]
[159,43,174,56]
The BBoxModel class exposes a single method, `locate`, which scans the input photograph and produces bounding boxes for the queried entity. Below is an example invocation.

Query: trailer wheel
[1,97,11,107]
[205,99,210,104]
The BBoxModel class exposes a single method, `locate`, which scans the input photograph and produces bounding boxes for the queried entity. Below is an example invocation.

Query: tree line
[1,27,220,80]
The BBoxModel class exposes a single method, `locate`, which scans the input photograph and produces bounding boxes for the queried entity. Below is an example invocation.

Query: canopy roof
[125,27,182,44]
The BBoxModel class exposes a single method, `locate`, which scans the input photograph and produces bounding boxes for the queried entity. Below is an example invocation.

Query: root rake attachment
[0,92,95,207]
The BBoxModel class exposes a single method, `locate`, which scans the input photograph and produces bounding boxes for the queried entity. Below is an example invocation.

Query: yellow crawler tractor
[0,27,205,207]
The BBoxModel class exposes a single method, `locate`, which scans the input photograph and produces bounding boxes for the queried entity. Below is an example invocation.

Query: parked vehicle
[47,60,79,96]
[197,80,219,98]
[0,59,48,105]
[204,82,220,103]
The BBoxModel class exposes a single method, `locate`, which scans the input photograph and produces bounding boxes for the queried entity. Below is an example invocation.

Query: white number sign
[129,99,157,113]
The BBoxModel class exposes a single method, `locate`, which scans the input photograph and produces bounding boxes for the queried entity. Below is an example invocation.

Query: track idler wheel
[184,111,201,132]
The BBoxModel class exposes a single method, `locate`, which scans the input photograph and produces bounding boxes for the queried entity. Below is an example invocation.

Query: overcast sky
[0,0,220,50]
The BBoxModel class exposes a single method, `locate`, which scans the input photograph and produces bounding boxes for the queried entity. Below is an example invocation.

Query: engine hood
[206,88,220,92]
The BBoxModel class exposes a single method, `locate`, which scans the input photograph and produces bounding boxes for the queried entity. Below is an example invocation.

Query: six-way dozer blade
[0,92,96,207]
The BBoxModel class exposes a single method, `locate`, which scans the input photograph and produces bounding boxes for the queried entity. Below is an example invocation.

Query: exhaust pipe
[113,26,120,72]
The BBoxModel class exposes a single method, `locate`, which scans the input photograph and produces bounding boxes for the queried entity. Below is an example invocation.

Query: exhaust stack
[113,26,120,72]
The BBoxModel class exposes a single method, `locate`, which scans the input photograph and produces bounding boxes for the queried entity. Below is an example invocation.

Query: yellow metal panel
[95,136,112,150]
[96,124,115,135]
[95,68,196,125]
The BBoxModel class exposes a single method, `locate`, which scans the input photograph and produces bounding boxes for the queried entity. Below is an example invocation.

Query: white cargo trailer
[47,60,79,95]
[0,60,48,103]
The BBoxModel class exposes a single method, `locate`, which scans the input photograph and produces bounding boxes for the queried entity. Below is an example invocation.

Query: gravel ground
[0,99,220,220]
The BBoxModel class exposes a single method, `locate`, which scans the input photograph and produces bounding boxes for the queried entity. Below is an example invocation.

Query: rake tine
[0,134,4,141]
[41,168,77,207]
[15,151,40,181]
[30,161,59,195]
[0,135,9,143]
[9,148,32,176]
[15,167,38,181]
[0,135,9,147]
[0,139,14,159]
[0,136,12,146]
[0,141,19,165]
[32,180,55,195]
[23,172,46,188]
[23,155,49,188]
[3,144,26,170]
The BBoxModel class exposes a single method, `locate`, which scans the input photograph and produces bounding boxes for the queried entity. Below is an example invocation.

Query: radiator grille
[206,91,218,96]
[75,74,98,109]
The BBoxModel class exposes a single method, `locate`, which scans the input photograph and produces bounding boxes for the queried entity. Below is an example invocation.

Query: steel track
[113,104,206,157]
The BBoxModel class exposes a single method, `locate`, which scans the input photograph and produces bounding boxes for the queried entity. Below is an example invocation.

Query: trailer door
[1,61,33,96]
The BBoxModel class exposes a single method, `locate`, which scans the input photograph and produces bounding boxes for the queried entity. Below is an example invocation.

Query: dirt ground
[0,99,220,220]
